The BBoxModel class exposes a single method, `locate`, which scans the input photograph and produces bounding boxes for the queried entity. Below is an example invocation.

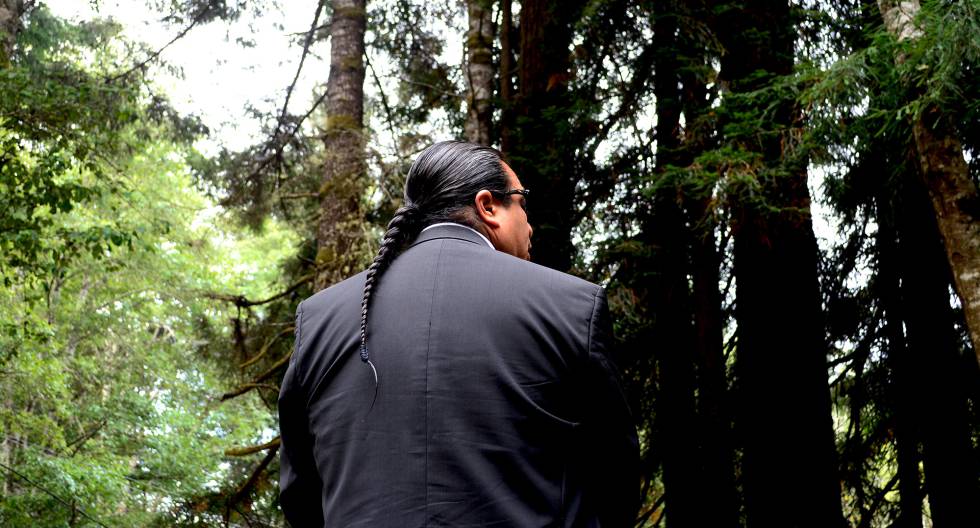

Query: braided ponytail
[359,204,422,383]
[356,141,509,386]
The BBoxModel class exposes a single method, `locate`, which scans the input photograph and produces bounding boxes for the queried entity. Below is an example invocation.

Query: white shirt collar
[420,222,495,249]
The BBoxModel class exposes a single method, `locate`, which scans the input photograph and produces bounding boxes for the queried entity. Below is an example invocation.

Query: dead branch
[220,383,281,401]
[241,326,295,369]
[635,493,666,527]
[274,0,327,144]
[225,436,281,457]
[226,443,280,518]
[364,50,403,160]
[203,272,314,308]
[256,0,330,220]
[105,6,214,83]
[64,419,108,457]
[220,351,292,401]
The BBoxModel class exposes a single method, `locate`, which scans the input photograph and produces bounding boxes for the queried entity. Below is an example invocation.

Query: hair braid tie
[359,204,423,390]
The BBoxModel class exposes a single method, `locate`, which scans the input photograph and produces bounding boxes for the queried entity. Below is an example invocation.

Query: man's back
[279,224,638,527]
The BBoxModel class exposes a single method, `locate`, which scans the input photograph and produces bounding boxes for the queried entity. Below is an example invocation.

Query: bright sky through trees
[48,1,330,153]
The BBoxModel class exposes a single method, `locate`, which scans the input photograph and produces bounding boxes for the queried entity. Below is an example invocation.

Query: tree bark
[0,0,26,66]
[315,0,368,291]
[646,4,701,525]
[897,163,980,528]
[714,1,845,526]
[878,0,980,365]
[464,0,494,146]
[873,154,923,528]
[498,0,514,153]
[679,26,739,525]
[511,0,586,272]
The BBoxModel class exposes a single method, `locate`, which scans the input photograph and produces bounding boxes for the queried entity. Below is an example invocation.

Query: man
[279,141,639,527]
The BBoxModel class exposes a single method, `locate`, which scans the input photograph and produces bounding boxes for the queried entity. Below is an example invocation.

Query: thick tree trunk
[873,159,923,528]
[0,0,25,66]
[315,0,368,291]
[678,9,739,525]
[897,166,980,527]
[715,1,845,526]
[511,0,585,272]
[687,197,741,528]
[878,0,980,365]
[464,0,494,146]
[647,5,701,526]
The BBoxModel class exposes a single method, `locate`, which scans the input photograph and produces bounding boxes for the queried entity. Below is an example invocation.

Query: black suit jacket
[279,224,639,527]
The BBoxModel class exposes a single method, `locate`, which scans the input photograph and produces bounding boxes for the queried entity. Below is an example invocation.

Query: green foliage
[0,129,283,525]
[1,5,297,526]
[0,5,165,286]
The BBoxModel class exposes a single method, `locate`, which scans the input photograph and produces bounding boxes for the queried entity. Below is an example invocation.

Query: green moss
[334,6,367,21]
[324,114,363,132]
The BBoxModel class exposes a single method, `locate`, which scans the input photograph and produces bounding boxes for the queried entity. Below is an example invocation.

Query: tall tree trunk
[464,0,494,146]
[315,0,368,291]
[679,30,739,525]
[647,3,701,525]
[714,1,845,526]
[897,164,980,527]
[498,0,514,153]
[878,0,980,364]
[0,0,25,66]
[873,158,923,528]
[511,0,585,272]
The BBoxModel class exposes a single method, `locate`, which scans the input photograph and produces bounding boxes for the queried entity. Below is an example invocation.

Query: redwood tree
[645,2,701,525]
[896,160,980,527]
[714,0,845,525]
[507,0,586,272]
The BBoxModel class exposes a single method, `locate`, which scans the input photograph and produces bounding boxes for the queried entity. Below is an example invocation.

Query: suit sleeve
[584,287,641,527]
[278,302,324,527]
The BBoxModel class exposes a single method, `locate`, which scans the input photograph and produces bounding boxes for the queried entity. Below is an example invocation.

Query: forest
[1,0,978,526]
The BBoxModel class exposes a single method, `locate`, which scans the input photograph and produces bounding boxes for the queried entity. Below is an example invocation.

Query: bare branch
[241,326,295,368]
[203,273,314,308]
[365,51,403,160]
[226,443,280,517]
[64,419,108,457]
[635,493,666,527]
[105,7,214,83]
[220,383,281,401]
[274,0,328,143]
[221,350,292,401]
[225,436,281,457]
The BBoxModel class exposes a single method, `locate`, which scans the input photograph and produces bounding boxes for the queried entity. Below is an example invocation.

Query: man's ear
[473,190,502,229]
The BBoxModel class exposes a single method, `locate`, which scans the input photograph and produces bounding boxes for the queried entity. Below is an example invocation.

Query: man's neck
[420,222,495,249]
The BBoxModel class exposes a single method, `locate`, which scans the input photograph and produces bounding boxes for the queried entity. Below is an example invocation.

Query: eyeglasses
[490,188,530,211]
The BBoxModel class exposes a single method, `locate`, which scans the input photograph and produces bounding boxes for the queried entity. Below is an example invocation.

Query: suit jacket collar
[408,223,496,251]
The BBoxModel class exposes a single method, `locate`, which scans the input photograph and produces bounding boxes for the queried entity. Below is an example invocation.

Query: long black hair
[358,141,511,381]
